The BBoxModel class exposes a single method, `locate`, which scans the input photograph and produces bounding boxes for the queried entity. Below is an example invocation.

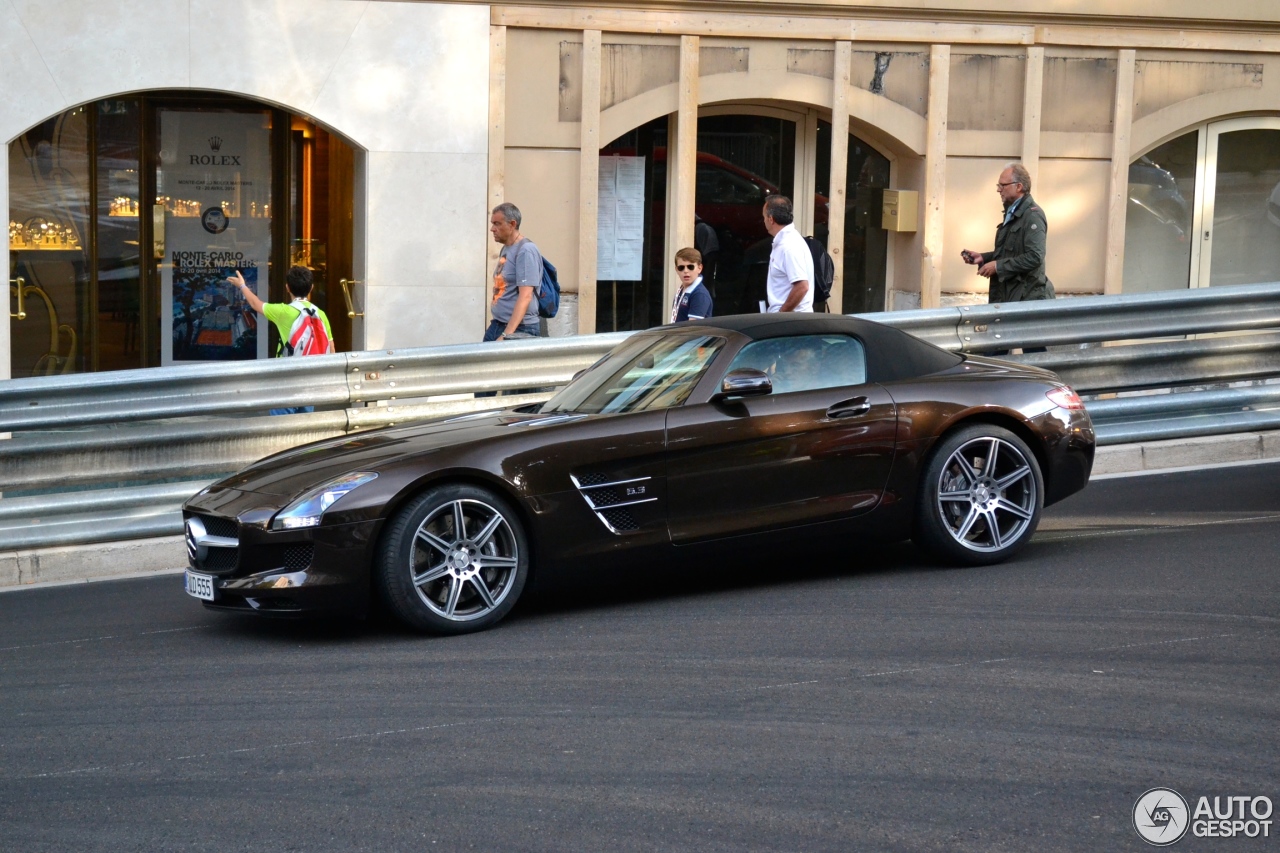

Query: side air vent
[599,508,639,532]
[570,474,656,535]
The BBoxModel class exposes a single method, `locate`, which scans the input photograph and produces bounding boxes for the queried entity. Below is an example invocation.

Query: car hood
[208,408,573,497]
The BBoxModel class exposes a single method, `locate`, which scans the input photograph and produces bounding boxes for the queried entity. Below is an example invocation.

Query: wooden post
[1104,49,1137,296]
[828,41,852,313]
[1021,46,1044,179]
[578,30,602,335]
[797,111,819,237]
[921,44,950,309]
[486,25,506,326]
[665,35,700,315]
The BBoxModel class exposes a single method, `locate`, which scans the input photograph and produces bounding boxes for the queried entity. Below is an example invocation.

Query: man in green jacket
[961,162,1052,353]
[961,162,1054,304]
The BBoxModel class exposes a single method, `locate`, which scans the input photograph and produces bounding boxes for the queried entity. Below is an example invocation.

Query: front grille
[203,546,239,571]
[599,509,638,531]
[282,545,314,571]
[197,514,238,538]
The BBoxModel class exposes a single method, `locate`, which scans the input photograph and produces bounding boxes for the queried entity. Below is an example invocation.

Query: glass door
[693,112,796,316]
[1197,117,1280,288]
[155,105,276,364]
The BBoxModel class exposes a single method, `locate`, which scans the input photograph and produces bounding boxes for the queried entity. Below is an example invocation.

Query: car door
[664,334,897,544]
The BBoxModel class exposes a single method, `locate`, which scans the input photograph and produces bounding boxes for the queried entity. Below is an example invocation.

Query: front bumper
[183,488,382,618]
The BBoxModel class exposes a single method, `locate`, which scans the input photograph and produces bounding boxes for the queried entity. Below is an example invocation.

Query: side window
[727,335,867,395]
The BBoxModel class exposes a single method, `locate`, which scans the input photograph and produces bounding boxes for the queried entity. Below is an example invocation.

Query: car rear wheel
[913,424,1043,565]
[376,484,528,634]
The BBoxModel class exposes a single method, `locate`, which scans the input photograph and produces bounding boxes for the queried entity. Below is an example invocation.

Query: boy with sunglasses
[670,248,714,323]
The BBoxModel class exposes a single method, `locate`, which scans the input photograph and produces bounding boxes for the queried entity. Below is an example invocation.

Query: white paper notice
[597,155,645,281]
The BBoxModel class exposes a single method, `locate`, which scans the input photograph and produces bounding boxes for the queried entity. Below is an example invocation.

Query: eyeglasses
[996,181,1019,189]
[675,264,698,271]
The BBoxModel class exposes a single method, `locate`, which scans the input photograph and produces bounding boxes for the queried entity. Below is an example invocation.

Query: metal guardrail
[4,282,1280,552]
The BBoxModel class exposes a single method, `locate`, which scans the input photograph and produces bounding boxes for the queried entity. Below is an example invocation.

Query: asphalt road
[2,463,1278,852]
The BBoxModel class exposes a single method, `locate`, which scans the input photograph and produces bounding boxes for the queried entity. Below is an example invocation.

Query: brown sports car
[183,314,1094,634]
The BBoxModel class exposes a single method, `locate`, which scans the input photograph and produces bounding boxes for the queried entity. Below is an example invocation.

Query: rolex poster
[159,109,273,364]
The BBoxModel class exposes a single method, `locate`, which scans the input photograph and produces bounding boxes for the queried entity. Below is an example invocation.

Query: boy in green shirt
[227,265,334,414]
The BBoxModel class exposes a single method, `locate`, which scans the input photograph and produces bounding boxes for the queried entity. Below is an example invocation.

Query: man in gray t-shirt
[487,202,542,342]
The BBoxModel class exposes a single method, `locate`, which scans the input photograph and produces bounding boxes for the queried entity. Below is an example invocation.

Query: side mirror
[710,368,772,402]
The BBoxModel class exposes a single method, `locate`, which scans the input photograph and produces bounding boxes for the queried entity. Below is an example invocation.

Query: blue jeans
[478,319,541,397]
[482,319,540,342]
[270,406,315,416]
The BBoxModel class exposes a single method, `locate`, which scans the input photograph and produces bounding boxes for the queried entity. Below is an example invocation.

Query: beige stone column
[1104,49,1137,295]
[577,30,602,335]
[1021,46,1044,180]
[665,35,700,315]
[486,25,506,327]
[921,44,950,309]
[827,42,852,313]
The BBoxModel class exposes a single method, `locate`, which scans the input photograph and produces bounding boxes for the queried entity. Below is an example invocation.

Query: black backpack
[804,235,835,311]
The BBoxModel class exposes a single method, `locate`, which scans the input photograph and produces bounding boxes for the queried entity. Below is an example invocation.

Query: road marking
[0,625,207,652]
[1035,512,1280,542]
[746,634,1237,692]
[22,711,574,779]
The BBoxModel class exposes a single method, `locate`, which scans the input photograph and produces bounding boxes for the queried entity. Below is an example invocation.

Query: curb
[1,536,185,591]
[1092,429,1280,476]
[2,432,1278,591]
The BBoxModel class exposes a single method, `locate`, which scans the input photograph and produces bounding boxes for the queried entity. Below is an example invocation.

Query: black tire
[376,483,529,635]
[913,424,1044,566]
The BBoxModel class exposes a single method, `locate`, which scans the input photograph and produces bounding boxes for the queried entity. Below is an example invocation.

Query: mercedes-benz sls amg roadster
[183,314,1094,634]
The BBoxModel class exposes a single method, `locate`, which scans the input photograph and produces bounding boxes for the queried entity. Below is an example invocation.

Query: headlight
[272,472,378,530]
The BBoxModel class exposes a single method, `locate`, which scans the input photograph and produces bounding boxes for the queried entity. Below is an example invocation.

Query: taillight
[1046,385,1084,410]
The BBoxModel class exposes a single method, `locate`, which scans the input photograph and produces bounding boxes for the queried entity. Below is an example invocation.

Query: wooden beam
[1104,49,1136,296]
[491,6,1048,44]
[1037,24,1280,53]
[494,6,855,40]
[486,25,507,326]
[578,29,602,336]
[665,34,700,316]
[854,19,1033,44]
[827,41,851,313]
[492,6,1280,54]
[1021,46,1043,180]
[921,44,949,310]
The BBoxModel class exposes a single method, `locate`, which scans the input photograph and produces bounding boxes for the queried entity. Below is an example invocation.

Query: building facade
[6,0,1280,380]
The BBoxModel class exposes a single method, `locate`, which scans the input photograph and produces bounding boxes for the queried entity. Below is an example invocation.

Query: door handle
[827,396,870,418]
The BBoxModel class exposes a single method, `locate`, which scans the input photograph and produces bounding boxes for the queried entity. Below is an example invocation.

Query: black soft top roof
[674,313,963,383]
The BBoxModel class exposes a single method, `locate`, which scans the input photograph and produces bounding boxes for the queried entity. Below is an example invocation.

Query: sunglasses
[675,263,699,271]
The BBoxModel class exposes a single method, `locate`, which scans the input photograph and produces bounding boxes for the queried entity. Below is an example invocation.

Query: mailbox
[879,189,918,233]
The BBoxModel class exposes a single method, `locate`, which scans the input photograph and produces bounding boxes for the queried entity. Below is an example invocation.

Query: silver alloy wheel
[935,435,1037,553]
[409,498,520,622]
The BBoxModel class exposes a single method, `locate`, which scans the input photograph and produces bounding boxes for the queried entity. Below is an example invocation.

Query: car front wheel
[376,484,529,634]
[913,424,1044,565]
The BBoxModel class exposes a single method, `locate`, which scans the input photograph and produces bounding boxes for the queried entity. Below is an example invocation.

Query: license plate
[185,570,215,601]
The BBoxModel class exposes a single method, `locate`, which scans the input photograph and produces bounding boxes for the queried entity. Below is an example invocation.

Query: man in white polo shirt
[761,194,814,312]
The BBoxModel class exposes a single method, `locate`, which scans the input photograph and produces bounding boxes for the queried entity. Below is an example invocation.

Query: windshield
[541,333,726,415]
